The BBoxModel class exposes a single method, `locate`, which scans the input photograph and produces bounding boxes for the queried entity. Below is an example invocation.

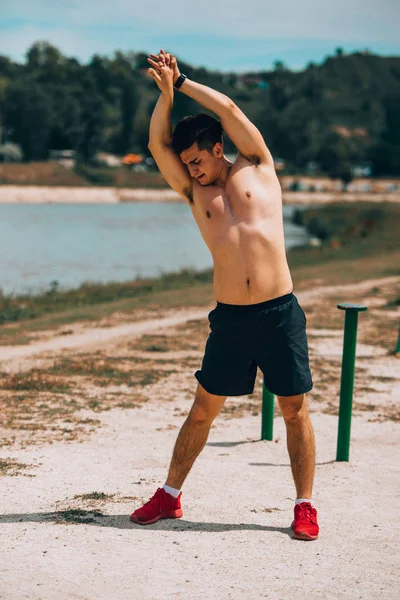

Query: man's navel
[206,211,211,219]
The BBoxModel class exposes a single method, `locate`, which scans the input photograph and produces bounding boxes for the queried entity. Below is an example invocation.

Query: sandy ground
[0,185,399,205]
[0,277,399,599]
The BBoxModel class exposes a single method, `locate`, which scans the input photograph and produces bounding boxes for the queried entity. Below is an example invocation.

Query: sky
[0,0,399,72]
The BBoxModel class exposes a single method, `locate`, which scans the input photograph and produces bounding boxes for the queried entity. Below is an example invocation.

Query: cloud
[0,24,100,62]
[0,0,399,69]
[2,0,400,41]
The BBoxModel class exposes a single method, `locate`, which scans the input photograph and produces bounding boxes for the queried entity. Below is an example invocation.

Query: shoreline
[0,184,400,204]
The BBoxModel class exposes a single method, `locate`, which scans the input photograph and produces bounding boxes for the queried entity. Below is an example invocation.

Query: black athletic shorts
[195,292,313,397]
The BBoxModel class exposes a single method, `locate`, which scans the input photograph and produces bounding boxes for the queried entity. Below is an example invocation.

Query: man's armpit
[247,154,262,167]
[238,152,262,167]
[183,186,194,204]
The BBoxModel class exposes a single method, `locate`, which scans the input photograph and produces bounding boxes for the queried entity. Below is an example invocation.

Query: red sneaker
[291,502,319,540]
[130,488,183,525]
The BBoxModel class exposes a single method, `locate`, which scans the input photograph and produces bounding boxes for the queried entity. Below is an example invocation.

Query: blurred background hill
[0,42,399,180]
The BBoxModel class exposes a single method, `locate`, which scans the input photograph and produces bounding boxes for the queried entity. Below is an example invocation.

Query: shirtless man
[130,50,319,540]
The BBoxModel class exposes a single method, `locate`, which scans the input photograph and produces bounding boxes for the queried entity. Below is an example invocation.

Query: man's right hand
[147,49,181,95]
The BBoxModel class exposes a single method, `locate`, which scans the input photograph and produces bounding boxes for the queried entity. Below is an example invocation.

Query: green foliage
[5,78,53,160]
[0,44,399,174]
[295,203,394,245]
[369,95,400,175]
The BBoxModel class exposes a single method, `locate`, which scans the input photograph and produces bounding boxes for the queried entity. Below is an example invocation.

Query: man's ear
[213,142,223,157]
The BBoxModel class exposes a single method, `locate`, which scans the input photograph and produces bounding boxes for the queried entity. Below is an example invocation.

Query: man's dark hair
[171,113,223,155]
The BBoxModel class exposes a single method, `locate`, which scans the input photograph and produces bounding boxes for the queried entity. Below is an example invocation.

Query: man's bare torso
[190,154,293,305]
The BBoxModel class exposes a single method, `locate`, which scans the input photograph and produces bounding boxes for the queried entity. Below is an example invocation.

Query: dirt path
[0,309,208,366]
[1,276,398,367]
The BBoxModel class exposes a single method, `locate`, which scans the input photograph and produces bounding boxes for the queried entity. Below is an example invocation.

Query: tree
[48,92,82,151]
[26,42,66,83]
[115,77,139,154]
[75,83,106,162]
[5,79,53,160]
[369,94,400,175]
[316,130,354,187]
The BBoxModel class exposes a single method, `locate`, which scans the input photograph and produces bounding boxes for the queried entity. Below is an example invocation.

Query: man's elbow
[221,96,238,114]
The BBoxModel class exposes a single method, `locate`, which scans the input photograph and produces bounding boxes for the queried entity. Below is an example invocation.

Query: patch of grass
[0,388,111,446]
[0,268,213,327]
[48,355,176,388]
[52,509,105,524]
[144,343,169,352]
[73,165,169,189]
[368,404,400,422]
[358,311,400,353]
[0,370,71,393]
[0,346,179,448]
[0,161,170,188]
[293,203,395,244]
[221,399,261,419]
[132,321,209,356]
[73,492,114,501]
[0,458,35,476]
[386,295,400,308]
[289,203,400,290]
[0,161,88,186]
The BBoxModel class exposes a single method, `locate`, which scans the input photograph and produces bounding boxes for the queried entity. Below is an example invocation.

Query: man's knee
[278,393,307,422]
[189,384,226,424]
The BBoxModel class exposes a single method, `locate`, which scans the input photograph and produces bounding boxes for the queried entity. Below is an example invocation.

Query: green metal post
[336,303,367,462]
[261,380,274,441]
[395,326,400,356]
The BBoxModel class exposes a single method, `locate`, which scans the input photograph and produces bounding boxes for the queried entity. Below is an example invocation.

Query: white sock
[163,484,181,498]
[296,498,313,506]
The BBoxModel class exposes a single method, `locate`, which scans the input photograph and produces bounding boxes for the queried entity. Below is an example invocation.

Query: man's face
[180,142,223,185]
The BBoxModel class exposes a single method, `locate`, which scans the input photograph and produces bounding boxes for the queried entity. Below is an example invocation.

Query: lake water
[1,203,310,295]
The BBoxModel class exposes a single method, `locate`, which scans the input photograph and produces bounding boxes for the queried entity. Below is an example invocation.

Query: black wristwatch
[174,73,187,90]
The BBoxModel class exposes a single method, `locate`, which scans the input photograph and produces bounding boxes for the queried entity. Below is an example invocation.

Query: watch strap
[174,73,187,90]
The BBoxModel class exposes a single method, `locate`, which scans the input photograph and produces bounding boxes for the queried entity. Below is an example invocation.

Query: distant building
[50,150,76,169]
[237,75,267,90]
[96,152,123,167]
[0,143,22,162]
[306,161,320,174]
[352,164,372,178]
[273,157,286,171]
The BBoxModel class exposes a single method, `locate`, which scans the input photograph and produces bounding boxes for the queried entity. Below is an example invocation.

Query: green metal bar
[396,326,400,356]
[335,301,369,461]
[261,381,274,441]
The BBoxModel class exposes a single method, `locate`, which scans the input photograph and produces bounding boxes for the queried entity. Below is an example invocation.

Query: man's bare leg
[165,383,226,490]
[277,393,315,499]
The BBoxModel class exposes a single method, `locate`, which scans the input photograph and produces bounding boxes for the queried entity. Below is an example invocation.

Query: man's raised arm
[169,53,274,168]
[147,59,192,202]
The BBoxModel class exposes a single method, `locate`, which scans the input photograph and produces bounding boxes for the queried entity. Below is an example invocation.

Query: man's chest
[191,175,273,232]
